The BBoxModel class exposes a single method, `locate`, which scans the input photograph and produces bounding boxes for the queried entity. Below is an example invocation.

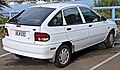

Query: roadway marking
[0,53,11,58]
[89,51,120,70]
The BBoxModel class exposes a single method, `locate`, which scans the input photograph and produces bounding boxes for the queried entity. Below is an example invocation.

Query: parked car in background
[2,2,117,68]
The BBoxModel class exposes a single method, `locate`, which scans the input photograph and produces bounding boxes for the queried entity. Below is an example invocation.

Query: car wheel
[105,31,115,48]
[14,54,27,59]
[54,45,71,68]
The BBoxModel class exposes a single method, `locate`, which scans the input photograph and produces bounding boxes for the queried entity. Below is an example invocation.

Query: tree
[94,0,120,7]
[0,0,9,12]
[0,0,9,24]
[0,0,10,17]
[94,0,120,19]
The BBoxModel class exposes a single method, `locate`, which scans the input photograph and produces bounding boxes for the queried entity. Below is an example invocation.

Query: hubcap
[59,48,70,65]
[109,34,114,45]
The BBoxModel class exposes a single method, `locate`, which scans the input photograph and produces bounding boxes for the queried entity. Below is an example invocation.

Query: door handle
[89,25,93,27]
[67,28,72,31]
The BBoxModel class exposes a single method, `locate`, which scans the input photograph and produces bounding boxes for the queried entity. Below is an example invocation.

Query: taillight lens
[5,28,9,36]
[35,32,50,42]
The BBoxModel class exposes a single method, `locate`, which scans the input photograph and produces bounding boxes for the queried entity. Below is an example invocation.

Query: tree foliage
[94,0,120,20]
[0,0,9,24]
[94,0,120,7]
[0,0,9,11]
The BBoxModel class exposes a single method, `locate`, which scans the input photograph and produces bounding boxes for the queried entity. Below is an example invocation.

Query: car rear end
[2,7,58,59]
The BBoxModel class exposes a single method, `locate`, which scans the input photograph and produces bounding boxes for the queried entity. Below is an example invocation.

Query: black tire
[14,54,27,59]
[104,31,115,48]
[54,45,71,68]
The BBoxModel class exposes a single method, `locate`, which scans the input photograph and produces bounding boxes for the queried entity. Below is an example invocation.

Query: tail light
[5,28,9,36]
[35,32,50,42]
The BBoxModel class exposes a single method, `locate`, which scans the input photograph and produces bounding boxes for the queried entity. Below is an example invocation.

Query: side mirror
[101,16,107,21]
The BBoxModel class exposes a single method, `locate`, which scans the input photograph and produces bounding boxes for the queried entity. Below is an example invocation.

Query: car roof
[32,2,89,9]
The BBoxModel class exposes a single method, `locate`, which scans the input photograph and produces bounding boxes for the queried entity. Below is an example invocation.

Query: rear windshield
[8,7,55,26]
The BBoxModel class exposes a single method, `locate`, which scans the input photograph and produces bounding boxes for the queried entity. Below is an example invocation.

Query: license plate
[15,30,26,37]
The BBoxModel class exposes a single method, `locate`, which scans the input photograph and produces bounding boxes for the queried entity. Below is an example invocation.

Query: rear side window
[8,7,55,26]
[63,7,83,25]
[48,11,63,26]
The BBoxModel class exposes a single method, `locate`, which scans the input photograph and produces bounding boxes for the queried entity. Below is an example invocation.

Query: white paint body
[2,3,118,59]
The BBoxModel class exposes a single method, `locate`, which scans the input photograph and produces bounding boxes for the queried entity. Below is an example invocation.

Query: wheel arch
[108,28,116,37]
[110,28,115,35]
[103,28,115,43]
[104,28,115,48]
[59,41,75,53]
[53,41,73,67]
[51,41,75,63]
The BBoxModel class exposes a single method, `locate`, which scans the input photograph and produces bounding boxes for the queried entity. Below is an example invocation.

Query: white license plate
[15,30,26,37]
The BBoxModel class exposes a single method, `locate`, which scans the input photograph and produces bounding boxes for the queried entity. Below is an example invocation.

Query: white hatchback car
[2,2,117,68]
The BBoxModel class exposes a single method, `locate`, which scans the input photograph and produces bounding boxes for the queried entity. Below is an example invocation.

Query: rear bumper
[2,38,60,59]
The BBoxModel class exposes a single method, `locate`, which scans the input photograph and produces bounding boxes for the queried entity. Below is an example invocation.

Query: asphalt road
[0,39,120,70]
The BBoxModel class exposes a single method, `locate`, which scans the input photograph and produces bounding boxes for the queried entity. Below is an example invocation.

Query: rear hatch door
[6,23,40,43]
[5,7,55,44]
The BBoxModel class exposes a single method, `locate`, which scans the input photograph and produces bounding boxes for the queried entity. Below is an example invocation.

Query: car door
[63,7,89,51]
[45,11,68,44]
[79,7,108,45]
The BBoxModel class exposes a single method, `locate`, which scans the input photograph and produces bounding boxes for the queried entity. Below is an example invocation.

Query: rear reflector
[35,32,50,42]
[5,28,9,36]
